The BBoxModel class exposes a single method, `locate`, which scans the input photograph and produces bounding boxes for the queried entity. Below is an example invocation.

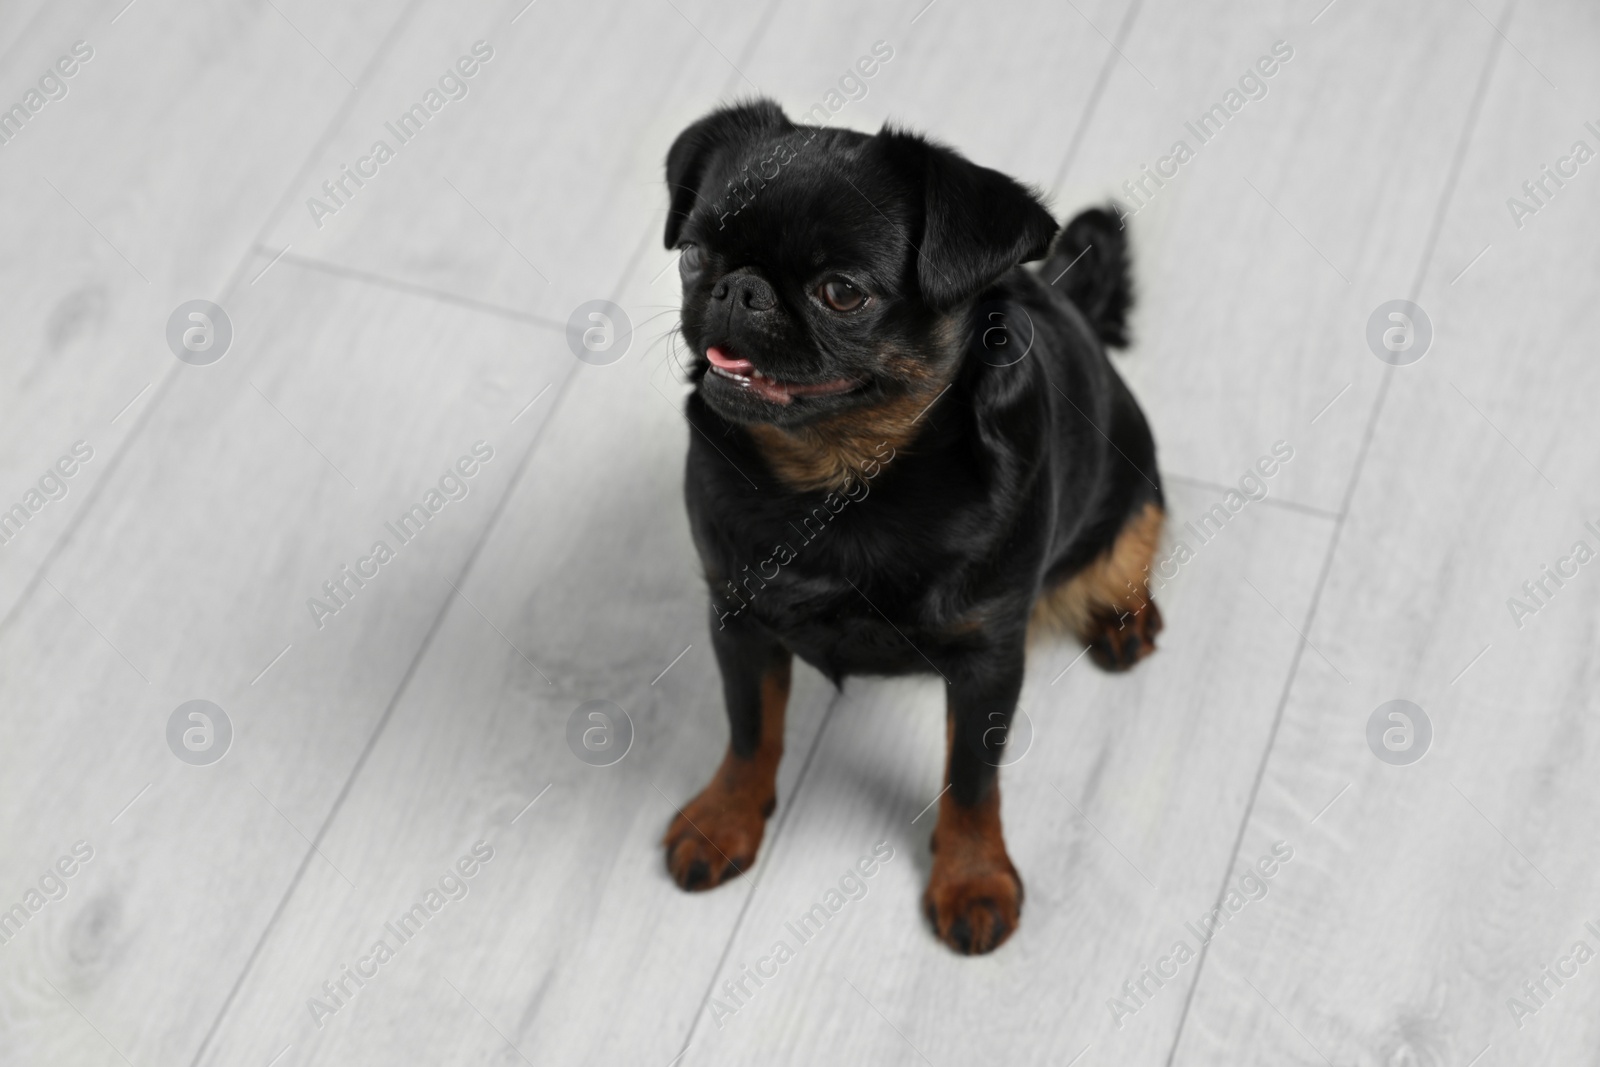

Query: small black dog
[661,100,1163,955]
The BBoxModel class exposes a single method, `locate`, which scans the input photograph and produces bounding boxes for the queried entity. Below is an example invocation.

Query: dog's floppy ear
[879,131,1058,310]
[664,99,789,248]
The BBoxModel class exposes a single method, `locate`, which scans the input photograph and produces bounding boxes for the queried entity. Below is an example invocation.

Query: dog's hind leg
[1031,502,1164,671]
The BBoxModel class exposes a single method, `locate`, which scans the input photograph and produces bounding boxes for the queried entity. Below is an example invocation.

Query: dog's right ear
[664,99,788,248]
[874,130,1058,311]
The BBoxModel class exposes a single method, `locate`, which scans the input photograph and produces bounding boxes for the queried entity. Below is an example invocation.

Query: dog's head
[664,99,1057,429]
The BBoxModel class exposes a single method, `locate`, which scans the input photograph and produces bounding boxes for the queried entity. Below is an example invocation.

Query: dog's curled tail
[1044,205,1133,349]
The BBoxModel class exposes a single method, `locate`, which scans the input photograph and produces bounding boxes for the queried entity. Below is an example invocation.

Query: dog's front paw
[662,782,773,891]
[923,856,1023,955]
[1085,599,1163,672]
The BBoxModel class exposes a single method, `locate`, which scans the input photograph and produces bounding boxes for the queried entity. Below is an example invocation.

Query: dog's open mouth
[704,346,860,406]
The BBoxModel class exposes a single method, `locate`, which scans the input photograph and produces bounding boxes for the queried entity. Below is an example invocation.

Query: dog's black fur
[661,99,1162,955]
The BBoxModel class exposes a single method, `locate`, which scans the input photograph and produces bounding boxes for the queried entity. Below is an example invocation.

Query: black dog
[660,100,1163,955]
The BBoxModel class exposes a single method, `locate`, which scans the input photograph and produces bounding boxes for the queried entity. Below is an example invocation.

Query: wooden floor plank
[1170,2,1600,1063]
[179,6,1163,1064]
[685,480,1332,1066]
[728,0,1134,191]
[676,1,1515,1063]
[0,4,791,1065]
[4,1,1597,1066]
[0,2,778,1059]
[0,0,412,620]
[184,261,843,1066]
[256,0,781,327]
[0,265,570,1067]
[1056,0,1515,515]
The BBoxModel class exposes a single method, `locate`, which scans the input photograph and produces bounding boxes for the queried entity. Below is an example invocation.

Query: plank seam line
[718,0,784,101]
[191,0,792,1054]
[260,246,569,332]
[183,348,581,1067]
[1050,0,1148,195]
[216,0,429,300]
[656,0,857,1051]
[0,0,427,643]
[1161,472,1341,521]
[674,693,845,1057]
[1159,12,1512,1065]
[179,173,647,1060]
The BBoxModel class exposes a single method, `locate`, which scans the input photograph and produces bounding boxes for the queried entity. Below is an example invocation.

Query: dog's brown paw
[923,858,1023,955]
[1084,599,1162,672]
[663,782,773,891]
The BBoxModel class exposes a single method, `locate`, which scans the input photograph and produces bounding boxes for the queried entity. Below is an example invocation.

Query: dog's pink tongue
[706,346,754,374]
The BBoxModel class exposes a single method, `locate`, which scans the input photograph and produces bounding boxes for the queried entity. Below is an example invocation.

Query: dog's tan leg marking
[663,661,789,890]
[924,716,1022,955]
[1031,502,1165,670]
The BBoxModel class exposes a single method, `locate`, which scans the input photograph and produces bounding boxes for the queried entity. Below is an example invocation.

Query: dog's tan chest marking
[745,325,964,493]
[746,389,930,492]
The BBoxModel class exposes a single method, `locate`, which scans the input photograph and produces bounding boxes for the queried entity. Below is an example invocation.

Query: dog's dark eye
[819,278,866,312]
[678,244,704,278]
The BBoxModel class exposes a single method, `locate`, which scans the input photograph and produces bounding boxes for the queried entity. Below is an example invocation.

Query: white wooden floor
[2,0,1597,1064]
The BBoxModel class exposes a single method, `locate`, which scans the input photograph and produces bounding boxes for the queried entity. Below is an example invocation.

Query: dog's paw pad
[1084,600,1163,672]
[923,867,1022,955]
[662,790,769,892]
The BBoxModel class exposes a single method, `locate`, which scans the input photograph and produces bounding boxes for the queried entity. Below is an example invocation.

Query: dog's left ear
[664,99,789,248]
[880,131,1058,310]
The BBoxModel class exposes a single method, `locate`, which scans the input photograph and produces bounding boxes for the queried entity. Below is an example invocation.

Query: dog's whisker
[639,331,681,364]
[634,307,683,327]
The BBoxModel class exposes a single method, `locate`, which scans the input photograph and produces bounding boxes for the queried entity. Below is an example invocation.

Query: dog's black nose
[711,271,777,312]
